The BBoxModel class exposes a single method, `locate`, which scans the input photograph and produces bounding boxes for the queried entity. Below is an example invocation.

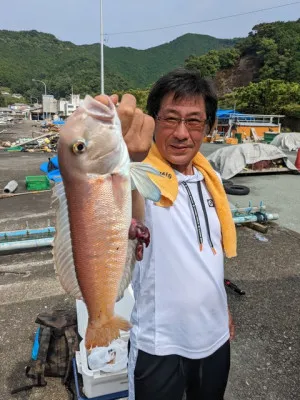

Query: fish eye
[72,139,87,154]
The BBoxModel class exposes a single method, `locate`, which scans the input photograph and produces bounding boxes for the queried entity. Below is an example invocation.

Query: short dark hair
[146,68,218,131]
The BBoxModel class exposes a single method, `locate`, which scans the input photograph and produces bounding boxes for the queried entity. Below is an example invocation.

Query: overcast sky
[0,0,299,49]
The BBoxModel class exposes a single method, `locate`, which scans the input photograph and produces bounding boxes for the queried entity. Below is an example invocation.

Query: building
[58,94,84,117]
[0,107,13,116]
[42,95,58,116]
[30,105,43,121]
[216,110,285,142]
[0,107,13,124]
[9,103,31,120]
[70,94,81,107]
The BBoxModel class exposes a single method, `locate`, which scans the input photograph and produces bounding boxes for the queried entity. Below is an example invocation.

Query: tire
[222,179,234,187]
[224,184,250,196]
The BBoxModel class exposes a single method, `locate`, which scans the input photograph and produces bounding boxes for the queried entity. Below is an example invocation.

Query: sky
[0,0,299,49]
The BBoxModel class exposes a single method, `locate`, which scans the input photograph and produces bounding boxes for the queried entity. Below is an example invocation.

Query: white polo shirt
[129,167,230,359]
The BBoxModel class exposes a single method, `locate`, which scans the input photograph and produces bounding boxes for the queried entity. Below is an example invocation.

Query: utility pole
[32,79,47,120]
[100,0,104,94]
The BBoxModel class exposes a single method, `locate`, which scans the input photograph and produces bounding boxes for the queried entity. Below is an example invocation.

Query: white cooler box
[75,286,135,399]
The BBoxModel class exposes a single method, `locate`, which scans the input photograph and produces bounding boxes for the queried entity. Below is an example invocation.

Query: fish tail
[85,316,132,349]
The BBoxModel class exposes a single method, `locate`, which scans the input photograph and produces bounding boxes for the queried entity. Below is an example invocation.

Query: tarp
[207,143,299,179]
[216,109,254,121]
[270,132,300,152]
[216,109,236,118]
[40,155,62,182]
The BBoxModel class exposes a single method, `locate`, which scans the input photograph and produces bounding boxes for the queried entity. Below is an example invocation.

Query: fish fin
[85,316,132,349]
[130,162,161,202]
[52,181,82,299]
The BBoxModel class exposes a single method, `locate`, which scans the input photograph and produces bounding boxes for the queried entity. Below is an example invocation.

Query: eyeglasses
[156,115,209,131]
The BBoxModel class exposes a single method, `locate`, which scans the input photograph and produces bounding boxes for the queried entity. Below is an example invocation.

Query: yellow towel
[143,143,237,258]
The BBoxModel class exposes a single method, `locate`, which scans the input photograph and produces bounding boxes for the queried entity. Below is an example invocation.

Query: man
[97,68,236,400]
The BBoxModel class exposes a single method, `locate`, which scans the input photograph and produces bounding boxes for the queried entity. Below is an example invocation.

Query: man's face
[154,93,209,170]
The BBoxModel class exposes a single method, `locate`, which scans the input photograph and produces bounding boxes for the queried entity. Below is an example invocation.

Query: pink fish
[52,95,161,349]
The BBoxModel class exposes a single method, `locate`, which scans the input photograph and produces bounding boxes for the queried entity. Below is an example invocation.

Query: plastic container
[73,358,128,400]
[75,286,135,399]
[234,133,242,144]
[25,175,50,191]
[264,132,279,144]
[5,146,23,152]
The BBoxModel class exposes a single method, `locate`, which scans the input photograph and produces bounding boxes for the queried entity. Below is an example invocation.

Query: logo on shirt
[207,199,215,207]
[160,171,172,179]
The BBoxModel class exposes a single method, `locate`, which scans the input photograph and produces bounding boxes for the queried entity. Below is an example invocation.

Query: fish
[52,95,161,350]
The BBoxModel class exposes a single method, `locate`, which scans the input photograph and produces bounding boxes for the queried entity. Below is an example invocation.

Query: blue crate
[72,358,128,400]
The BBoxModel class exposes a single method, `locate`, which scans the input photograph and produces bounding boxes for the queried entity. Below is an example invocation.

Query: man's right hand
[95,93,155,162]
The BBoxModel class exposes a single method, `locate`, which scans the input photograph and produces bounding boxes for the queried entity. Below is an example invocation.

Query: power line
[106,1,300,36]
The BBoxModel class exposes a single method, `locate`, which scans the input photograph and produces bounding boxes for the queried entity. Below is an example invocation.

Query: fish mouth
[82,95,115,122]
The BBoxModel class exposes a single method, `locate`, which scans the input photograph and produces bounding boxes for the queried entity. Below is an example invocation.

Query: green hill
[185,20,300,93]
[0,30,236,100]
[104,33,236,88]
[182,20,300,118]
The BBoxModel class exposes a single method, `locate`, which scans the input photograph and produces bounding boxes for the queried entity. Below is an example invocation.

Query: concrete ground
[225,226,300,400]
[0,120,43,144]
[0,138,300,400]
[0,152,55,231]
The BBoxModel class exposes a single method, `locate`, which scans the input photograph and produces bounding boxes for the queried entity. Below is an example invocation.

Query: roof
[216,109,285,119]
[216,109,246,119]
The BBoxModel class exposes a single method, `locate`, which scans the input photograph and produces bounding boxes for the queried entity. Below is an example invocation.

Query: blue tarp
[40,155,62,182]
[216,109,254,121]
[216,109,240,119]
[217,109,236,118]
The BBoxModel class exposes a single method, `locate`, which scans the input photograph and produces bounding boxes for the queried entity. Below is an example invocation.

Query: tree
[185,51,220,78]
[236,20,300,83]
[185,48,239,78]
[218,48,240,69]
[219,79,300,115]
[0,94,6,107]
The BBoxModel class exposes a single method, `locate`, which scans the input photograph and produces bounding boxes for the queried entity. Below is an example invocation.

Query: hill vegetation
[185,20,300,117]
[0,30,236,102]
[1,20,300,119]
